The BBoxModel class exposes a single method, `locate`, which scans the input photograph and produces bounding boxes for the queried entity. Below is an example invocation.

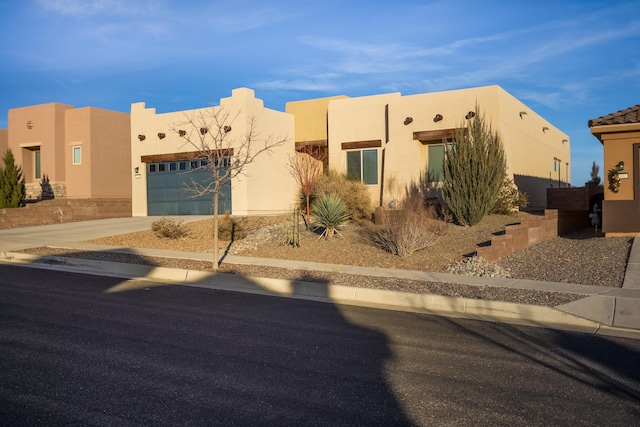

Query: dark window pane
[35,150,41,179]
[346,151,361,181]
[149,164,156,172]
[427,145,445,182]
[362,149,378,185]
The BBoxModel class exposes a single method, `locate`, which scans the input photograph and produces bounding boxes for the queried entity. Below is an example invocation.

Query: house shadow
[427,312,640,418]
[0,249,413,425]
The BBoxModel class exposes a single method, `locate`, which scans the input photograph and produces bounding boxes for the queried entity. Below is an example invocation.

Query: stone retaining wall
[0,198,132,228]
[476,210,559,261]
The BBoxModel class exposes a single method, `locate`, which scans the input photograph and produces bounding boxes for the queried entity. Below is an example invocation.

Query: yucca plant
[311,193,350,239]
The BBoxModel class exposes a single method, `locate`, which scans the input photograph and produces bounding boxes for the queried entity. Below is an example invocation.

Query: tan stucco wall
[8,103,74,194]
[0,129,8,154]
[65,107,131,198]
[285,95,348,144]
[326,86,570,209]
[131,88,296,216]
[592,124,640,201]
[64,108,92,197]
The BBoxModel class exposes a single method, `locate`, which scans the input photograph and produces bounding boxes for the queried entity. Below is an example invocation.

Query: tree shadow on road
[418,313,640,423]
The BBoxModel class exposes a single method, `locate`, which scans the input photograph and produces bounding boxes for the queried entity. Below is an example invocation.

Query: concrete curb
[4,251,638,340]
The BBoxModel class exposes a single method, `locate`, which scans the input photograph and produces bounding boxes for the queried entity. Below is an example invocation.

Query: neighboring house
[287,85,571,210]
[285,95,348,166]
[0,128,7,154]
[130,88,296,216]
[6,102,131,200]
[589,104,640,236]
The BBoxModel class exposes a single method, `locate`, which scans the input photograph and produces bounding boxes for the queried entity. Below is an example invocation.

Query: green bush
[0,149,26,209]
[492,178,528,215]
[368,193,447,257]
[311,193,350,239]
[442,105,506,226]
[217,212,246,241]
[313,169,373,220]
[151,218,189,239]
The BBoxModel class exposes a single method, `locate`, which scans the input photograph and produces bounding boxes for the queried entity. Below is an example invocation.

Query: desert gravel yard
[18,212,633,307]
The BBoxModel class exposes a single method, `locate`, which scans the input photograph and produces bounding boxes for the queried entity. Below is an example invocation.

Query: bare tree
[287,151,323,224]
[173,107,288,270]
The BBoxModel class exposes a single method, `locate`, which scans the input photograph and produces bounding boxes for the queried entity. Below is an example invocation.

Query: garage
[146,159,231,215]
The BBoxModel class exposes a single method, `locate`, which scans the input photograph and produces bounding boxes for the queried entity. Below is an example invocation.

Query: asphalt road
[1,265,640,426]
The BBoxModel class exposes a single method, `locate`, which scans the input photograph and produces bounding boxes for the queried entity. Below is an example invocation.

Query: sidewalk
[1,217,639,340]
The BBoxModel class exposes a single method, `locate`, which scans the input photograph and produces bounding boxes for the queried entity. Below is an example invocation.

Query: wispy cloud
[519,65,640,109]
[254,78,341,93]
[37,0,160,17]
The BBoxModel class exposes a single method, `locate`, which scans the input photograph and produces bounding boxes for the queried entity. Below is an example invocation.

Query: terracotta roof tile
[588,104,640,127]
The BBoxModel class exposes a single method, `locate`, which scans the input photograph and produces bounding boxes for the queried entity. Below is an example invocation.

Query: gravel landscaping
[17,212,634,307]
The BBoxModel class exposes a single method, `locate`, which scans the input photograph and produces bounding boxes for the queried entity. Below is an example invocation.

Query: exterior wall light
[562,139,568,144]
[158,132,166,139]
[465,111,476,119]
[519,111,527,119]
[542,126,549,133]
[404,117,413,125]
[200,127,208,135]
[617,161,625,171]
[134,167,139,173]
[223,125,232,133]
[27,120,34,129]
[433,114,443,122]
[138,134,146,141]
[179,130,186,137]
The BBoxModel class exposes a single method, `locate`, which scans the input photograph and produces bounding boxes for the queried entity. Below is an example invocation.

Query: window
[346,149,378,185]
[72,146,81,165]
[427,145,445,182]
[427,144,453,182]
[34,149,41,179]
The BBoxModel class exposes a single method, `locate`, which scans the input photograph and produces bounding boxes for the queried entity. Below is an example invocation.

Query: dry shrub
[314,169,373,220]
[492,178,528,215]
[217,212,246,241]
[278,208,301,247]
[151,217,189,239]
[368,195,448,257]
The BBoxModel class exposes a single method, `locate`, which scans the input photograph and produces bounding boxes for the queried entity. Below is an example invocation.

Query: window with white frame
[346,149,378,185]
[72,146,82,165]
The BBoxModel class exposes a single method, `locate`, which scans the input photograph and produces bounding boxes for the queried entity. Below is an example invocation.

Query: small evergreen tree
[442,105,506,226]
[0,149,26,209]
[589,161,601,185]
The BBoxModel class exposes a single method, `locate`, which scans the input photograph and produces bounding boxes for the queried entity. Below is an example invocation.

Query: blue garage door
[146,160,231,215]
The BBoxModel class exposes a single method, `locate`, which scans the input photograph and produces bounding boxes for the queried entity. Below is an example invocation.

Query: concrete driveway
[0,216,212,252]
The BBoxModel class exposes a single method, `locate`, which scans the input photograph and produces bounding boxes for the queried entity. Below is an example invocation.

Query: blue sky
[1,0,639,185]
